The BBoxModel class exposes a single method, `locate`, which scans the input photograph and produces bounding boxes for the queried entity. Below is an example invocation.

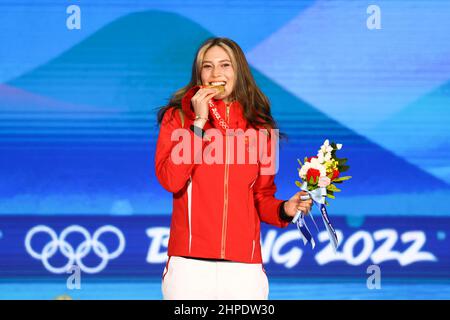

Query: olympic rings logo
[25,225,125,274]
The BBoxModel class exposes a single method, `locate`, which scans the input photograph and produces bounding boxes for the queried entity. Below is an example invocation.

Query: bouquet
[293,139,351,250]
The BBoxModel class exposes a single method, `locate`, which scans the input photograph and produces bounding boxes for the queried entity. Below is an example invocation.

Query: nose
[212,65,222,78]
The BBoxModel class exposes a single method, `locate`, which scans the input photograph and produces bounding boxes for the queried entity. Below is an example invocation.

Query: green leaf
[327,184,341,192]
[338,158,348,165]
[325,199,329,206]
[304,157,309,164]
[295,180,302,188]
[339,165,350,172]
[297,158,303,167]
[326,194,335,199]
[308,176,315,185]
[333,176,352,182]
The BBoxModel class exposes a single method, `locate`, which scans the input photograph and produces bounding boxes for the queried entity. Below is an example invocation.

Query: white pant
[161,256,269,300]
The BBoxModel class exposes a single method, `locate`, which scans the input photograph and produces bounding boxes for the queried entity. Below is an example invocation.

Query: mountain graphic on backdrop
[369,79,450,177]
[1,10,447,213]
[0,83,113,112]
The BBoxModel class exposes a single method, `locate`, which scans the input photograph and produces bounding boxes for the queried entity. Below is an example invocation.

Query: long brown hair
[157,37,282,135]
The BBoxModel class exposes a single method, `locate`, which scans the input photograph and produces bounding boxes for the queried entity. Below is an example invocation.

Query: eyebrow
[202,59,231,64]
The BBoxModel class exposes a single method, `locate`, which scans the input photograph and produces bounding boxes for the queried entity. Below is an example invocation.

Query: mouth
[209,81,227,87]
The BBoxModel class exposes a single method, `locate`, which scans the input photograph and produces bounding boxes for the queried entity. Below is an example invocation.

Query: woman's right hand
[191,87,218,120]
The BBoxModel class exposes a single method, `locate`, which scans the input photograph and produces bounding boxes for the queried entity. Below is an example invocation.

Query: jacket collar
[181,86,248,133]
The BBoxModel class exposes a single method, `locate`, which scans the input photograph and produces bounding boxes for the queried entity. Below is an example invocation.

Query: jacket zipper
[221,104,231,259]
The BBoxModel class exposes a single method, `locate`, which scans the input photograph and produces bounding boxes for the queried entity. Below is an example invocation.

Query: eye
[202,64,212,69]
[222,63,231,68]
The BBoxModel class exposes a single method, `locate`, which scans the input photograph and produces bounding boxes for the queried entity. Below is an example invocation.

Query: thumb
[290,192,301,202]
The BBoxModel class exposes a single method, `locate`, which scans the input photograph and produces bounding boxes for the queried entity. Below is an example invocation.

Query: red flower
[306,168,321,184]
[331,169,340,180]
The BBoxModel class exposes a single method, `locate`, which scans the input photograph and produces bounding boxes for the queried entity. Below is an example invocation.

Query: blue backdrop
[0,0,449,299]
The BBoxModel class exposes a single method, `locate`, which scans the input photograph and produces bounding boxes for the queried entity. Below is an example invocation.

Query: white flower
[336,143,343,150]
[299,158,326,180]
[320,139,333,154]
[324,152,332,162]
[317,153,325,164]
[310,157,320,166]
[318,176,331,187]
[298,168,303,179]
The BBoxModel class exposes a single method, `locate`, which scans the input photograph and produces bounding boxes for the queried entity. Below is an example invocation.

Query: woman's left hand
[283,191,313,218]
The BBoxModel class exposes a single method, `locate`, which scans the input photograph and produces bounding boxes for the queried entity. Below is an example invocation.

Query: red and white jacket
[155,87,289,264]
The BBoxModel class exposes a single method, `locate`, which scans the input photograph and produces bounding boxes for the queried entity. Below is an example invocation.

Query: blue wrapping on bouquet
[292,182,339,250]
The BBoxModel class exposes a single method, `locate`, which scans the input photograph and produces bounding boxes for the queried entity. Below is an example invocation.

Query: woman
[155,37,312,300]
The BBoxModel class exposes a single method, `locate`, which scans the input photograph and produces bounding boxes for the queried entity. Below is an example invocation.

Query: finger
[200,94,219,105]
[297,202,308,209]
[298,203,312,211]
[298,203,311,211]
[199,90,219,102]
[192,91,208,102]
[199,87,218,92]
[291,192,299,199]
[193,89,215,101]
[203,91,220,98]
[198,88,219,97]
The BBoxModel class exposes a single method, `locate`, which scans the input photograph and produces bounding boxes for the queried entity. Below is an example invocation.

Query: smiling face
[200,45,236,103]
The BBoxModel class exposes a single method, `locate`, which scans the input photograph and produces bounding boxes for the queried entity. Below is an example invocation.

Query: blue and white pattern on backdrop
[0,0,449,298]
